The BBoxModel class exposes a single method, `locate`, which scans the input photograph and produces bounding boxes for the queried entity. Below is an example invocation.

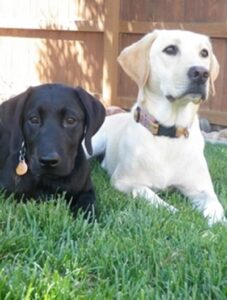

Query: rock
[218,129,227,140]
[202,129,227,145]
[199,118,211,133]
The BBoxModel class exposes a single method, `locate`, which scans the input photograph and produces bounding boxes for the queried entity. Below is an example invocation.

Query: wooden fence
[0,0,226,125]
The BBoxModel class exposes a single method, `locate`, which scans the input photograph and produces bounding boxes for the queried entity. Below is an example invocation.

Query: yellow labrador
[89,29,226,225]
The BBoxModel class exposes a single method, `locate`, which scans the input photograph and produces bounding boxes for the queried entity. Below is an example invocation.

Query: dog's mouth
[30,169,70,181]
[28,160,73,179]
[166,82,207,104]
[166,93,205,104]
[36,170,64,178]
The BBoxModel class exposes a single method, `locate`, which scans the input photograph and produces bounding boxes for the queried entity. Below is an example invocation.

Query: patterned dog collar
[134,106,189,138]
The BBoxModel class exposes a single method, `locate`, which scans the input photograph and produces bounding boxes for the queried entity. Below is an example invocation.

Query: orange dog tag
[16,160,28,176]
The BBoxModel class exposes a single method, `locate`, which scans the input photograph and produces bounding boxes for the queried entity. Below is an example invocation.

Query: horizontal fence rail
[0,0,226,125]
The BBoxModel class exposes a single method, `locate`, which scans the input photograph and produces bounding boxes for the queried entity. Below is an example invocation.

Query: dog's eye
[163,45,179,55]
[64,116,77,127]
[200,49,209,58]
[29,116,40,124]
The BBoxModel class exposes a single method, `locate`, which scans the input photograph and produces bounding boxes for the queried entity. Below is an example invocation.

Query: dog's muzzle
[187,66,209,101]
[167,66,209,104]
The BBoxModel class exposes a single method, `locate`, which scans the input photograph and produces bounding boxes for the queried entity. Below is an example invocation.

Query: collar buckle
[176,127,189,138]
[149,122,159,135]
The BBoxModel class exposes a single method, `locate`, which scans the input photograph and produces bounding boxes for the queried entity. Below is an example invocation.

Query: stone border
[202,130,227,146]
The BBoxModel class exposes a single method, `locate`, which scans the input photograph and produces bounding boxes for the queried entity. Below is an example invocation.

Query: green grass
[0,144,227,299]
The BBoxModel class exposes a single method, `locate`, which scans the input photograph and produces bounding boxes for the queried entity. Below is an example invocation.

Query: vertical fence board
[102,0,120,106]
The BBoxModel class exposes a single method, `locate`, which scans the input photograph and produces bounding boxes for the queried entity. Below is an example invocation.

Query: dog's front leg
[132,186,178,212]
[179,159,226,225]
[112,178,177,213]
[70,189,96,220]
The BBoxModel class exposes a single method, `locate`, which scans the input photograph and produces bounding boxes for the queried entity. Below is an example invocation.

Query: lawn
[0,144,227,299]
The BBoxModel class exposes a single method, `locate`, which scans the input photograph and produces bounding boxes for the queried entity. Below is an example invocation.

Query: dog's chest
[122,127,202,190]
[135,140,186,189]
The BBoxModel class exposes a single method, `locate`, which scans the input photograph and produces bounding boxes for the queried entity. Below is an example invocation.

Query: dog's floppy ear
[117,31,158,88]
[210,52,220,96]
[75,87,105,155]
[0,87,32,154]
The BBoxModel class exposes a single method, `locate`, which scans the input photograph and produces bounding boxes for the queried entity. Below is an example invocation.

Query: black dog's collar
[134,106,189,138]
[16,141,28,176]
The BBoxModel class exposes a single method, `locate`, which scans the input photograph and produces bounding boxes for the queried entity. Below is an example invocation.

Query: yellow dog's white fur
[89,29,226,225]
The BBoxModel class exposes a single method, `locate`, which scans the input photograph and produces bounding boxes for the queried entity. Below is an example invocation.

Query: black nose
[39,153,61,168]
[187,66,209,84]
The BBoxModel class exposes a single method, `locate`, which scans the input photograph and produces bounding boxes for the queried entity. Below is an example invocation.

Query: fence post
[102,0,120,107]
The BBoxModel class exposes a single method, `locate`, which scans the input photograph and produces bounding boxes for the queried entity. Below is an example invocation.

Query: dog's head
[5,84,105,177]
[118,29,219,105]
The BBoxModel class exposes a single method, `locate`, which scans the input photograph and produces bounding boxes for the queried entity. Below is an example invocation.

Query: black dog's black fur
[0,83,105,217]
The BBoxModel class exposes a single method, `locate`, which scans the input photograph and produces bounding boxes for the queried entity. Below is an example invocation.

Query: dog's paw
[168,205,178,214]
[202,201,226,226]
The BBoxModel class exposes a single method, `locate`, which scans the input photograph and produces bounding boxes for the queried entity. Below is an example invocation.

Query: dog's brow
[60,107,82,119]
[167,38,180,45]
[25,104,43,115]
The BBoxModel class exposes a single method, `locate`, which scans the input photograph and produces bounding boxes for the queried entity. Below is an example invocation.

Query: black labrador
[0,83,105,217]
